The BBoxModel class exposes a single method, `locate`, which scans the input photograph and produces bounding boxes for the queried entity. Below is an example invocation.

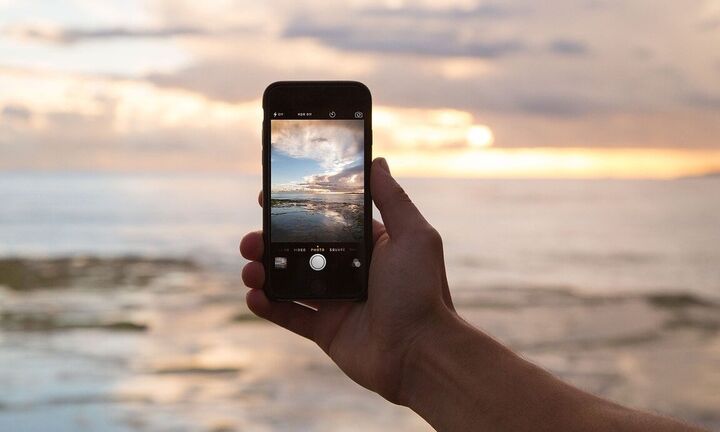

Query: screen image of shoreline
[270,119,364,243]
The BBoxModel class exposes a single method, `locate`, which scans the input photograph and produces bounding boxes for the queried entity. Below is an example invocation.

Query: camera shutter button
[309,254,326,271]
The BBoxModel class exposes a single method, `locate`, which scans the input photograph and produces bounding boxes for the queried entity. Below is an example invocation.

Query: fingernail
[377,158,390,174]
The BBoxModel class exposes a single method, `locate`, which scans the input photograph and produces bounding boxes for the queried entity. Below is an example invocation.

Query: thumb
[370,158,428,238]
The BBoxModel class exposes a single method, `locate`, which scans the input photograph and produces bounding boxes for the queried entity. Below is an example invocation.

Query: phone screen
[263,82,371,300]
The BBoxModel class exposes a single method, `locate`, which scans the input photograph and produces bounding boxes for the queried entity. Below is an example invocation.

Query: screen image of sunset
[270,120,364,242]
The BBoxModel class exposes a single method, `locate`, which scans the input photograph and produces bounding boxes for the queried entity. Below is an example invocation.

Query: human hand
[240,158,707,432]
[239,157,456,403]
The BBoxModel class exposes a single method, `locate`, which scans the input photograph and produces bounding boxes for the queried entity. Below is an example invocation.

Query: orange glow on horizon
[381,147,720,179]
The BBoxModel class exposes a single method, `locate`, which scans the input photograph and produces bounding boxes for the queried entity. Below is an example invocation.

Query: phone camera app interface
[269,118,366,297]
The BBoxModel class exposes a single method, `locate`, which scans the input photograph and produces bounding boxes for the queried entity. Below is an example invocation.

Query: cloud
[3,0,720,175]
[511,94,604,117]
[147,60,275,102]
[271,120,364,171]
[354,57,616,118]
[2,24,250,45]
[359,4,517,20]
[2,104,32,121]
[684,92,720,110]
[547,39,589,56]
[147,50,608,119]
[283,19,528,58]
[0,68,261,171]
[279,5,588,60]
[141,5,609,119]
[698,18,720,31]
[300,162,364,193]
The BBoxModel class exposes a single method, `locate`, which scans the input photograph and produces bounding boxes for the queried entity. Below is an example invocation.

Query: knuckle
[393,185,412,204]
[419,226,443,248]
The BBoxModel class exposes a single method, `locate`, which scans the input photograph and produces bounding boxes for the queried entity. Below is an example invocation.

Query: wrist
[397,310,587,431]
[395,310,483,408]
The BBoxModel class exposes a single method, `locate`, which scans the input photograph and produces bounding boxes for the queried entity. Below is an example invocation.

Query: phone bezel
[262,81,372,301]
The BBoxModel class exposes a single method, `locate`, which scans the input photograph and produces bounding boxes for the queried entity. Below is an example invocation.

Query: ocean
[1,172,718,298]
[1,172,719,431]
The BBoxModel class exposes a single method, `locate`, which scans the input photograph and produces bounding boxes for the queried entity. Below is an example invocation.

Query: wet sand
[271,198,363,242]
[1,257,719,431]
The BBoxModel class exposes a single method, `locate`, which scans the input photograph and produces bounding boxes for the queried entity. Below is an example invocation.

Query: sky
[0,0,719,178]
[271,120,364,193]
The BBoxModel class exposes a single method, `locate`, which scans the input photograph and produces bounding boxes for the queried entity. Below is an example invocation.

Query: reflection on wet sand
[271,197,363,242]
[1,257,719,431]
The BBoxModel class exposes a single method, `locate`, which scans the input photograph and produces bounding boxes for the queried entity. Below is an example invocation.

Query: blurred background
[1,1,719,431]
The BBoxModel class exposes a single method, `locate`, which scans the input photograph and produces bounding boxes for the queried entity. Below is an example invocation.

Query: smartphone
[262,81,372,301]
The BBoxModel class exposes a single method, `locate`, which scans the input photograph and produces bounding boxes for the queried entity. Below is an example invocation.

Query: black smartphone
[262,81,372,301]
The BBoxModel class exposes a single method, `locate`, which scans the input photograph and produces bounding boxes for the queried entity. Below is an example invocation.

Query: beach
[270,193,363,243]
[0,173,719,431]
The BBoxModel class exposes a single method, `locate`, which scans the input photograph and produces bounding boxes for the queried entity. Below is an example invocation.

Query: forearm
[398,312,704,432]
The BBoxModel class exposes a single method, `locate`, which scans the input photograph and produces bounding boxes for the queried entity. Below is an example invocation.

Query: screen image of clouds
[270,119,364,243]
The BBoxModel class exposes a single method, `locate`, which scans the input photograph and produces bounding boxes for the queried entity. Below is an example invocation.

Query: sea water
[1,172,718,299]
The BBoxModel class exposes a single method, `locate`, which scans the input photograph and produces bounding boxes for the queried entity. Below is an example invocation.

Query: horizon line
[0,168,718,181]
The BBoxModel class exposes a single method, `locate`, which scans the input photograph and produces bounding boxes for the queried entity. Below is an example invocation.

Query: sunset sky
[1,0,719,178]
